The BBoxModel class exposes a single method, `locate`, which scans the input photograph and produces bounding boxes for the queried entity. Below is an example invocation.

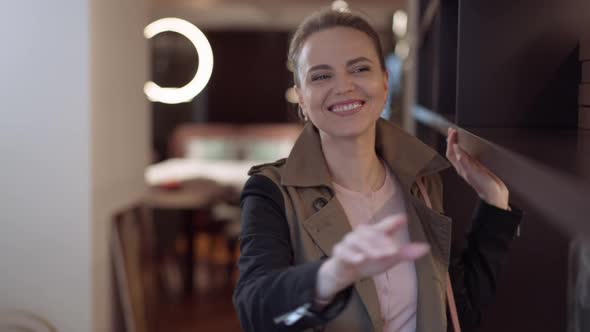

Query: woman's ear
[294,85,303,108]
[294,86,308,120]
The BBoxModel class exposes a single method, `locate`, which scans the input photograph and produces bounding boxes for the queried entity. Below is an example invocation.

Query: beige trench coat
[249,119,453,332]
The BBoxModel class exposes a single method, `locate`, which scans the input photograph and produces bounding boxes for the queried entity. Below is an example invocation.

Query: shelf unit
[412,0,590,330]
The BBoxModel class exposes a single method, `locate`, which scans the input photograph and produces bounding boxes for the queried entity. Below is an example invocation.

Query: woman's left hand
[446,127,510,210]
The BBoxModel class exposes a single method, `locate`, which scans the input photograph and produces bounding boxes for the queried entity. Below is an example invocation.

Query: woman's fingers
[454,145,473,179]
[447,128,460,154]
[354,227,397,259]
[448,127,490,182]
[446,129,464,175]
[445,128,456,159]
[450,132,495,184]
[453,149,466,178]
[396,243,430,261]
[452,143,510,208]
[348,220,429,262]
[333,226,431,281]
[333,241,364,264]
[374,214,407,236]
[457,146,504,186]
[375,243,430,269]
[331,213,433,282]
[455,144,493,191]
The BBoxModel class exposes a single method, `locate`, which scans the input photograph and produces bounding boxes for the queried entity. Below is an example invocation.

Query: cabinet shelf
[414,107,590,237]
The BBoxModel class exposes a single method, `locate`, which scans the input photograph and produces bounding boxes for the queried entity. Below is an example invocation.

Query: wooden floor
[154,285,242,332]
[153,235,243,332]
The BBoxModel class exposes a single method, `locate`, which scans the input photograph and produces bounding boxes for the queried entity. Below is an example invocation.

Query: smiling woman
[233,8,523,332]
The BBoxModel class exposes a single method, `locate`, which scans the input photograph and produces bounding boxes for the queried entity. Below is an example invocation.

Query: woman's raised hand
[446,127,510,210]
[315,214,429,302]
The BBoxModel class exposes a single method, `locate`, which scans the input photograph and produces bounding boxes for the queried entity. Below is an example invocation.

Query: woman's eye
[311,74,331,81]
[353,66,370,73]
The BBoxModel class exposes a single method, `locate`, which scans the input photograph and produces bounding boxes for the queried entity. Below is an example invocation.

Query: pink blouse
[332,164,417,332]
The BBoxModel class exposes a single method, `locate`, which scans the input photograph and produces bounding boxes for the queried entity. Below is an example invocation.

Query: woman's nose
[334,75,354,94]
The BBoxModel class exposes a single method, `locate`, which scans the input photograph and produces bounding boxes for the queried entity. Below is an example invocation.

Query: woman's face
[295,27,388,139]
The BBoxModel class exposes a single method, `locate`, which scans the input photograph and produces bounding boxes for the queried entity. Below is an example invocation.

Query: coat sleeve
[233,174,352,332]
[423,173,524,329]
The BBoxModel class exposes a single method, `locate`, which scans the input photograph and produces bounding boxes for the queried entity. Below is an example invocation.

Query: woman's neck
[320,126,385,193]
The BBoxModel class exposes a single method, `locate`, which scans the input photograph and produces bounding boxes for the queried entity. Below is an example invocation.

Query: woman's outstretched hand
[446,127,510,210]
[315,214,429,304]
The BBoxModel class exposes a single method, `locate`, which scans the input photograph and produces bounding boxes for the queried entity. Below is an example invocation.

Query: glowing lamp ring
[144,18,213,104]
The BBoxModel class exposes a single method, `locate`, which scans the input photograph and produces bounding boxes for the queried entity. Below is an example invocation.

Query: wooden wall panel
[580,84,590,106]
[581,33,590,60]
[580,106,590,129]
[582,41,590,60]
[456,0,585,128]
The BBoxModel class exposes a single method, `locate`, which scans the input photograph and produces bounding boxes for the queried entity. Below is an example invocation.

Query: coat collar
[281,118,451,189]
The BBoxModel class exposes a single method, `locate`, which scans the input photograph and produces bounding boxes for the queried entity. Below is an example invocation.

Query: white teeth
[331,102,363,113]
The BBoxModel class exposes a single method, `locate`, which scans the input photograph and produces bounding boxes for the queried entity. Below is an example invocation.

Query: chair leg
[226,237,238,285]
[183,210,195,296]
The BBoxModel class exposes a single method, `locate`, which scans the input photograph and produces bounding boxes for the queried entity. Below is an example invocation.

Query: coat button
[313,197,328,211]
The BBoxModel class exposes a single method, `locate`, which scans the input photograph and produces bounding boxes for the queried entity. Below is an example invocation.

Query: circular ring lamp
[144,18,214,104]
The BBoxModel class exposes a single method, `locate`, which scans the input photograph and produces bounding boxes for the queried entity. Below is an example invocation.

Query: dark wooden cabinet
[414,1,590,331]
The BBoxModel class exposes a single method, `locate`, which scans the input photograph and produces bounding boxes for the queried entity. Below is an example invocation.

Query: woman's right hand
[315,214,430,303]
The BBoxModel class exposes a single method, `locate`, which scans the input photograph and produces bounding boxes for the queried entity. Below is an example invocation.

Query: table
[145,158,264,188]
[144,159,255,295]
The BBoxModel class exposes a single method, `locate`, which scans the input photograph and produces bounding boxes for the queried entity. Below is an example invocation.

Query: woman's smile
[326,99,366,116]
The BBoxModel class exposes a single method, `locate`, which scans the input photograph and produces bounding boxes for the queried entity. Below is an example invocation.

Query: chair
[0,310,58,332]
[111,204,157,332]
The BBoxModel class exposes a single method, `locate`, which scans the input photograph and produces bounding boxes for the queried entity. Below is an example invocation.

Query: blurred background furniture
[0,310,59,332]
[145,122,303,297]
[145,179,231,297]
[168,122,302,161]
[111,204,157,332]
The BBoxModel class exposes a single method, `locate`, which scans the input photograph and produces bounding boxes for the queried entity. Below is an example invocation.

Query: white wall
[0,0,149,331]
[0,1,91,331]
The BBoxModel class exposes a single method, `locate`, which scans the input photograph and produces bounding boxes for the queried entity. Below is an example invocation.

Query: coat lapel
[301,194,351,258]
[405,186,452,332]
[409,193,452,268]
[302,195,384,332]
